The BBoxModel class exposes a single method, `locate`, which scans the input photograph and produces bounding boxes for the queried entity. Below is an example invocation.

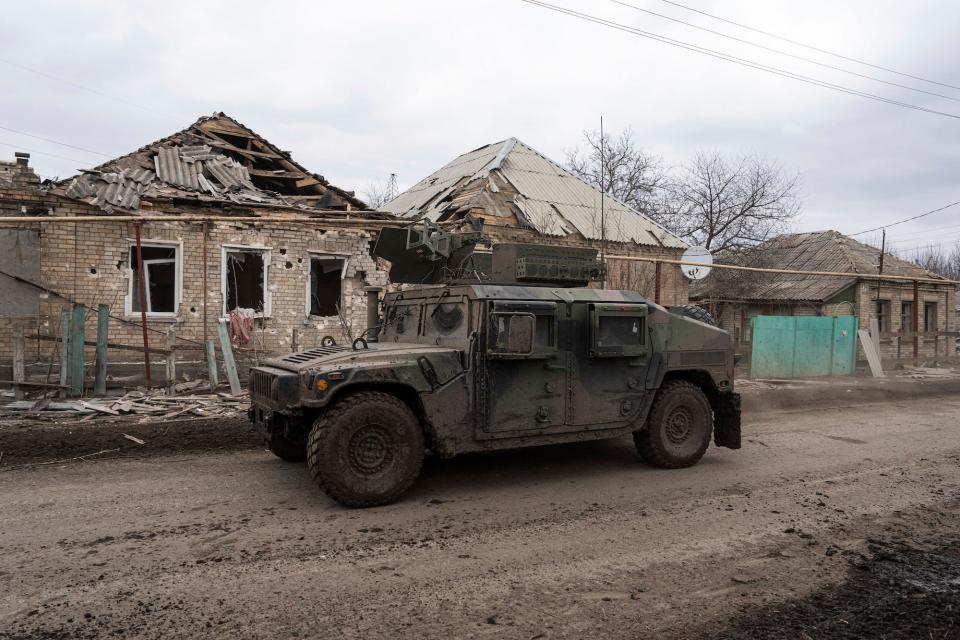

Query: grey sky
[2,0,958,255]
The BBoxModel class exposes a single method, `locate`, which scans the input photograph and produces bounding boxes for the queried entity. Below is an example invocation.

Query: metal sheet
[0,229,40,317]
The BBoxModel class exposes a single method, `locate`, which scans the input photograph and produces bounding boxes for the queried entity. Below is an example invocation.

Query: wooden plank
[30,334,174,355]
[68,305,87,397]
[217,320,242,396]
[857,329,885,378]
[869,318,880,362]
[205,339,219,390]
[12,326,24,400]
[165,327,177,394]
[94,304,109,396]
[79,400,119,416]
[58,309,70,398]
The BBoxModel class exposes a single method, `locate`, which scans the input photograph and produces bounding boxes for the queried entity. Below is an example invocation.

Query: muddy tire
[677,304,716,326]
[266,433,306,462]
[307,391,424,508]
[635,381,712,468]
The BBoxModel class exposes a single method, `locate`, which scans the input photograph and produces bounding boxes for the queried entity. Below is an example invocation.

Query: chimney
[14,152,29,167]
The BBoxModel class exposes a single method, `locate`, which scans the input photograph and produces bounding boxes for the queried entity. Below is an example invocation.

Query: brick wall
[855,280,956,362]
[0,195,389,369]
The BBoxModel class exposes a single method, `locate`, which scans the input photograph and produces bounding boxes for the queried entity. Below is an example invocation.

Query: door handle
[543,362,565,370]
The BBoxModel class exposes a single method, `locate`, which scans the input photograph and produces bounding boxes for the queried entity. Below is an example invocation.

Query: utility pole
[600,115,606,289]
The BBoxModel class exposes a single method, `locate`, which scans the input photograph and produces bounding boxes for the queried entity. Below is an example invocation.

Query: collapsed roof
[380,138,686,249]
[55,112,369,214]
[693,230,947,303]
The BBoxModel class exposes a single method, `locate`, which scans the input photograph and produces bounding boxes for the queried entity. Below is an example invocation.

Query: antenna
[600,115,606,289]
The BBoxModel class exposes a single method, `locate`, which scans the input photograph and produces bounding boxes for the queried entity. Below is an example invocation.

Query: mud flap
[712,392,741,450]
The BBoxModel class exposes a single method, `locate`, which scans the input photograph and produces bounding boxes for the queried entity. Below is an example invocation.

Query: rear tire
[266,433,306,462]
[677,304,716,326]
[635,381,712,468]
[307,391,424,508]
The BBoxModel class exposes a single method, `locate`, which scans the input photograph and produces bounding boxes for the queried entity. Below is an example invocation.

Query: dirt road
[2,396,959,639]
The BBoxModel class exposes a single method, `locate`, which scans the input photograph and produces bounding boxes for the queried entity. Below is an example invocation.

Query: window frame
[305,252,348,319]
[900,300,914,334]
[124,239,183,320]
[875,299,890,333]
[924,301,938,333]
[221,244,272,318]
[589,303,649,358]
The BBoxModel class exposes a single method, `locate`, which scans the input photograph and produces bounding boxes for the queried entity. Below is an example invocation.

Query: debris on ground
[1,387,249,425]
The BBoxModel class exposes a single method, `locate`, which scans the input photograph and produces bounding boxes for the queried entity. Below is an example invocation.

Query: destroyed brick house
[381,138,689,303]
[691,230,957,363]
[0,113,392,382]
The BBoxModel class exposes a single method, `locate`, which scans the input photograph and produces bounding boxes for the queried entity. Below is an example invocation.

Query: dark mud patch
[0,415,260,466]
[710,537,960,639]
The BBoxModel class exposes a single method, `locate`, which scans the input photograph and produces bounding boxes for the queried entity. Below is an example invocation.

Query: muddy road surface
[2,396,959,639]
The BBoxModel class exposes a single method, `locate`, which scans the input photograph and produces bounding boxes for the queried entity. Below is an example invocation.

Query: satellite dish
[680,246,713,280]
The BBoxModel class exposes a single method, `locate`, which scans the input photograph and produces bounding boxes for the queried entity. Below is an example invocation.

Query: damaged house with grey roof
[691,230,957,365]
[381,138,690,303]
[0,113,393,387]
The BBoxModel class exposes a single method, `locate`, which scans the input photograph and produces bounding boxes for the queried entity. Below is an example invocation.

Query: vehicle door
[480,300,565,434]
[570,302,651,426]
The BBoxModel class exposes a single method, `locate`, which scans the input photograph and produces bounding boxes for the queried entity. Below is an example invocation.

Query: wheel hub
[349,425,393,474]
[665,406,694,444]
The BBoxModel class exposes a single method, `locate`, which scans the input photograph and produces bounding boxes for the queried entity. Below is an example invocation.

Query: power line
[519,0,960,121]
[0,57,169,117]
[660,0,960,92]
[0,125,113,158]
[847,200,960,236]
[608,0,960,103]
[0,141,91,167]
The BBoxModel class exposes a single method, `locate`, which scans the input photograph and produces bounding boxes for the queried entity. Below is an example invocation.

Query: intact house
[0,113,392,382]
[691,230,957,364]
[380,138,690,304]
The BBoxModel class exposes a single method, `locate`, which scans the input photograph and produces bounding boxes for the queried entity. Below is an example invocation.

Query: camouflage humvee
[248,227,740,507]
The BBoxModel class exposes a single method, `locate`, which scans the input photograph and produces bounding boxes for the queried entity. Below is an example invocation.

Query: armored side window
[383,302,422,339]
[488,313,535,357]
[590,303,648,358]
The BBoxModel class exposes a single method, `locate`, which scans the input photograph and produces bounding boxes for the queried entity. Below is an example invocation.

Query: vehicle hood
[261,342,461,374]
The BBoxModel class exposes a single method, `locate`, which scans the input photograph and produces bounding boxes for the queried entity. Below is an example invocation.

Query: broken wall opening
[225,249,267,314]
[309,256,343,317]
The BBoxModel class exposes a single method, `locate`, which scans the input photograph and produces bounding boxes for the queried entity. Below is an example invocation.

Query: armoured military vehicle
[248,224,740,507]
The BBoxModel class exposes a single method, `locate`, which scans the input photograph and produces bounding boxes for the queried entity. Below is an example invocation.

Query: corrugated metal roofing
[52,113,373,215]
[382,138,686,249]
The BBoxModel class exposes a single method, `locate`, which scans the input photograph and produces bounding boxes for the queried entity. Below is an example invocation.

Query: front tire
[635,381,712,468]
[307,391,425,508]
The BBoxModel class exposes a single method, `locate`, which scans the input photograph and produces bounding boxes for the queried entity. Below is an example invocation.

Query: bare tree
[363,173,398,209]
[904,242,960,279]
[662,151,801,252]
[566,128,669,216]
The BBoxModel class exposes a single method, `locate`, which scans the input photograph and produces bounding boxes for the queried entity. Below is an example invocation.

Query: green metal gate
[750,315,857,379]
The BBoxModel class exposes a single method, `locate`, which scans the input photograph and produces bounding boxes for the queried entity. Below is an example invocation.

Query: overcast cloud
[2,0,958,254]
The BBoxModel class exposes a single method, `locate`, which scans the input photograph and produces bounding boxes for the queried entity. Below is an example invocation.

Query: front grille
[278,345,350,365]
[250,369,277,403]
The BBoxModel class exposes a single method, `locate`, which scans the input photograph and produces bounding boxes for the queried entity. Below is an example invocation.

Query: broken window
[224,248,269,315]
[308,256,344,317]
[128,243,179,316]
[901,301,914,334]
[875,300,890,332]
[924,302,937,332]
